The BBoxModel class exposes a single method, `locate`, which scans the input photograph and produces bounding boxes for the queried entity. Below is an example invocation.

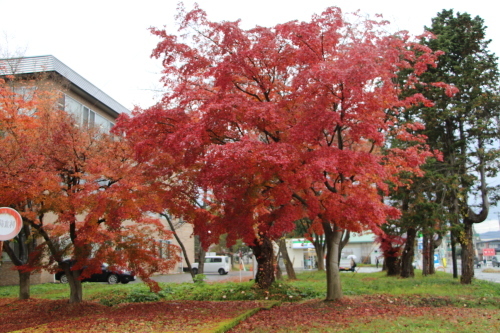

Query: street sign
[0,207,23,241]
[483,248,496,256]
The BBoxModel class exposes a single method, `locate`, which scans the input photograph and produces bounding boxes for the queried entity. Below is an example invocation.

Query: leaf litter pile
[1,296,499,332]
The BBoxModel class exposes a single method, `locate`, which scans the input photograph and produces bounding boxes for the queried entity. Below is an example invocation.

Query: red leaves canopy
[117,5,446,246]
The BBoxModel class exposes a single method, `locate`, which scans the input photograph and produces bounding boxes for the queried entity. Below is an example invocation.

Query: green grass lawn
[1,270,499,305]
[1,270,500,332]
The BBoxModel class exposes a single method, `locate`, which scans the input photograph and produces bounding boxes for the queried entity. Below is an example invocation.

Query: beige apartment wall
[0,261,54,286]
[0,261,19,286]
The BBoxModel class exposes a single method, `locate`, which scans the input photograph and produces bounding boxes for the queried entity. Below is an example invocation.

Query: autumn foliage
[0,74,179,302]
[116,4,449,297]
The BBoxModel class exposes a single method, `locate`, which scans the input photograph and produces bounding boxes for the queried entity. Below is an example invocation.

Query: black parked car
[55,261,135,284]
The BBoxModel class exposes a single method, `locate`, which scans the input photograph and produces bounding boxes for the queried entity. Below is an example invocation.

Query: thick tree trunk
[460,222,475,284]
[18,271,31,300]
[400,227,416,278]
[60,262,83,303]
[385,255,400,276]
[278,238,296,280]
[68,275,83,304]
[380,236,400,276]
[251,236,275,289]
[197,245,206,274]
[64,270,83,303]
[322,221,343,301]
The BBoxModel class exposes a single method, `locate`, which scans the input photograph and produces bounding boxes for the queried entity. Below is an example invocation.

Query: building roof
[479,230,500,241]
[348,233,376,243]
[290,233,376,249]
[0,55,129,118]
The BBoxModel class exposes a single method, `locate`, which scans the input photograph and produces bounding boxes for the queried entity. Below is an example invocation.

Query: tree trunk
[313,235,325,271]
[429,236,436,275]
[422,234,431,276]
[275,245,282,280]
[60,261,83,303]
[278,238,296,280]
[380,236,401,276]
[162,213,196,278]
[64,270,83,303]
[322,221,343,301]
[460,222,475,284]
[2,224,36,300]
[337,230,350,265]
[385,255,401,276]
[68,274,83,304]
[459,137,489,284]
[197,245,206,275]
[18,271,31,300]
[400,227,416,278]
[250,235,275,289]
[450,231,458,278]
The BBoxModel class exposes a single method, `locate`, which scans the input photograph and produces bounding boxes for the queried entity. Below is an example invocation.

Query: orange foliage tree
[0,75,179,303]
[117,5,450,300]
[0,76,60,299]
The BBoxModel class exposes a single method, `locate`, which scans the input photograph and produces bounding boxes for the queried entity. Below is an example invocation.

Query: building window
[158,240,172,259]
[64,95,114,133]
[64,95,82,123]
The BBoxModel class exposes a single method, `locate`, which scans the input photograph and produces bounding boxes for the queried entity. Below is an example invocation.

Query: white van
[191,255,230,275]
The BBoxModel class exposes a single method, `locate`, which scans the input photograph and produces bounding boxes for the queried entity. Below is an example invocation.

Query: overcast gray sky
[1,0,499,231]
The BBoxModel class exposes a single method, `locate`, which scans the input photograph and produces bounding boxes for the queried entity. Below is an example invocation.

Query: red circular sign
[0,207,23,241]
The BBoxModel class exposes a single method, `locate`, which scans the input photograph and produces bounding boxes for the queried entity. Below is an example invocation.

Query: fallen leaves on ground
[1,295,499,332]
[228,295,500,332]
[0,298,265,332]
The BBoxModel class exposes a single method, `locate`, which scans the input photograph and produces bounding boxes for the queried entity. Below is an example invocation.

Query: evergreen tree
[419,10,500,284]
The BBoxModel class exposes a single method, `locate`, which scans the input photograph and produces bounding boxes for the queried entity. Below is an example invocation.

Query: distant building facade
[285,233,381,269]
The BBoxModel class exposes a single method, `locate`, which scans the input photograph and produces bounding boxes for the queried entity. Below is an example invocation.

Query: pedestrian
[376,257,379,268]
[350,258,356,272]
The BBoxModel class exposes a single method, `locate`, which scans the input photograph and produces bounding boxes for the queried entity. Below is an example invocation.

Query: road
[140,266,500,284]
[138,269,255,284]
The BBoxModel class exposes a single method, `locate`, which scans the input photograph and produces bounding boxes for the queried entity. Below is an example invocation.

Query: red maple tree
[0,76,179,303]
[117,4,451,299]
